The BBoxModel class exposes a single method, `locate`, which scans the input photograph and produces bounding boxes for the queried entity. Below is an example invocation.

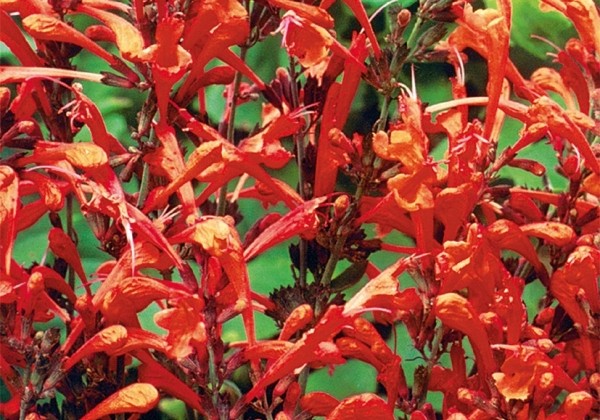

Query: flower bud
[334,194,350,219]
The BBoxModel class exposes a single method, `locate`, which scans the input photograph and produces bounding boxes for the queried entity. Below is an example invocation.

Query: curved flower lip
[269,0,334,29]
[541,0,600,53]
[80,383,159,420]
[434,293,497,378]
[63,325,168,372]
[74,4,145,61]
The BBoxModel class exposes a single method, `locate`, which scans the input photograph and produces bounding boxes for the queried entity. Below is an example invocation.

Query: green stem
[316,94,392,316]
[66,194,75,292]
[217,47,248,216]
[419,324,444,407]
[289,57,309,287]
[405,16,423,53]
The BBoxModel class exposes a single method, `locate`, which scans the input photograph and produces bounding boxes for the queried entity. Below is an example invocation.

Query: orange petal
[48,228,88,292]
[485,219,548,283]
[22,14,116,65]
[81,383,159,420]
[0,166,18,275]
[300,392,339,416]
[328,394,394,420]
[243,197,325,261]
[520,222,576,247]
[278,304,314,341]
[75,4,144,61]
[64,325,129,371]
[0,10,43,66]
[434,293,496,377]
[527,96,600,174]
[17,142,108,170]
[541,0,600,53]
[154,295,207,360]
[269,0,334,28]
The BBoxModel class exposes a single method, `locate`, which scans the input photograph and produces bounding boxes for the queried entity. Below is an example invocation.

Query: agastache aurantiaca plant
[0,0,599,419]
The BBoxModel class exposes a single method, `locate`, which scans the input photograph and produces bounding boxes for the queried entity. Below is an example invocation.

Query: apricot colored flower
[81,383,159,420]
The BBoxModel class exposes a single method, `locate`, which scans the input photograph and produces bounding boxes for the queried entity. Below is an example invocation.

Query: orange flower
[243,197,326,261]
[169,217,256,346]
[540,0,600,53]
[138,16,191,119]
[154,295,208,360]
[276,11,365,70]
[492,347,553,401]
[81,383,159,420]
[0,166,17,276]
[446,3,511,139]
[327,394,394,420]
[434,293,497,378]
[75,4,144,61]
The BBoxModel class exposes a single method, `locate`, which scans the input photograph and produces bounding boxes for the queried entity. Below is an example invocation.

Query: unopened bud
[563,391,594,418]
[334,194,350,219]
[397,9,411,28]
[589,373,600,395]
[0,87,10,113]
[561,154,580,179]
[457,388,474,405]
[535,307,555,325]
[536,338,554,352]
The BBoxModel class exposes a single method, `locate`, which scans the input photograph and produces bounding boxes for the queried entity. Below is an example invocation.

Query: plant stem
[406,16,423,53]
[217,47,248,216]
[136,129,155,208]
[320,94,391,286]
[289,57,309,287]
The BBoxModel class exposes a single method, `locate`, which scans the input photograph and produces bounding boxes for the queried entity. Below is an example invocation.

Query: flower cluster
[0,0,598,418]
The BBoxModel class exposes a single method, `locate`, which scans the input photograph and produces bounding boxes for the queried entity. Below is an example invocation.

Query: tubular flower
[445,3,511,139]
[434,293,497,379]
[169,217,256,346]
[81,383,159,420]
[492,347,553,401]
[154,295,208,360]
[138,16,191,119]
[550,246,600,371]
[0,166,18,276]
[276,11,365,71]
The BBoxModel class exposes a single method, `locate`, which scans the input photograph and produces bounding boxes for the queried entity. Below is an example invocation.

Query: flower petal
[81,383,159,420]
[0,166,18,275]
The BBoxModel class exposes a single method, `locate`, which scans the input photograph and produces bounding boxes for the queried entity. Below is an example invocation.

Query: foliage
[0,0,599,419]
